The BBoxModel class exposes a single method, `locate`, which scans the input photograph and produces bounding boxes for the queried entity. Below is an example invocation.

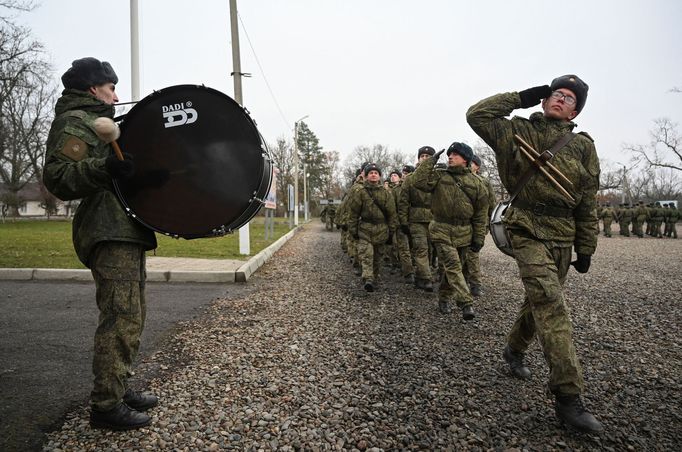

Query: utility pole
[229,0,249,255]
[130,0,140,101]
[303,162,308,222]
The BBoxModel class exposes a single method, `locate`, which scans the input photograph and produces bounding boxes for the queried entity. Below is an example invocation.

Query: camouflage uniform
[398,163,433,284]
[43,89,157,411]
[463,173,496,292]
[632,203,647,238]
[618,205,632,237]
[651,203,664,238]
[320,204,337,231]
[467,91,600,396]
[389,180,414,278]
[599,206,615,237]
[411,155,488,310]
[665,205,679,238]
[347,180,398,284]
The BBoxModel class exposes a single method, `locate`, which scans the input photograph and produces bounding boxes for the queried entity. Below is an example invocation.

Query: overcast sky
[17,0,682,170]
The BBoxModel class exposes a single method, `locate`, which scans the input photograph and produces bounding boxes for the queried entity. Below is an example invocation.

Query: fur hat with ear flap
[364,163,382,176]
[471,155,482,167]
[550,74,588,114]
[446,142,473,163]
[61,57,118,91]
[417,146,435,158]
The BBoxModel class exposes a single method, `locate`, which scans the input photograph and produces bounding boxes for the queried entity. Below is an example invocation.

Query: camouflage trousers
[619,220,631,236]
[432,241,472,307]
[394,230,414,277]
[357,238,383,282]
[348,233,359,264]
[651,221,663,237]
[632,219,644,237]
[462,249,481,288]
[340,228,348,253]
[90,242,147,411]
[325,216,334,231]
[507,231,584,395]
[409,222,432,281]
[602,219,612,237]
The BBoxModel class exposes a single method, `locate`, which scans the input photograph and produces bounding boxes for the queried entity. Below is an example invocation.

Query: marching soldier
[599,203,615,237]
[347,163,398,292]
[410,143,487,320]
[632,201,647,238]
[320,199,337,231]
[618,204,632,237]
[651,201,664,238]
[467,74,603,432]
[665,203,679,238]
[389,169,415,283]
[398,147,437,292]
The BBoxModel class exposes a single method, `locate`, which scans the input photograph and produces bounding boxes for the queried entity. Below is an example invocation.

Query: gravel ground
[43,222,681,451]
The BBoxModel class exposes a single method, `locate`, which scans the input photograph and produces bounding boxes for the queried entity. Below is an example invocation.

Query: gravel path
[44,222,682,451]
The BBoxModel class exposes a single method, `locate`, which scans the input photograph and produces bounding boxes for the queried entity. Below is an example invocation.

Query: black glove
[518,85,552,109]
[434,149,445,160]
[469,242,483,253]
[571,253,591,273]
[386,232,393,245]
[105,153,135,179]
[400,224,410,235]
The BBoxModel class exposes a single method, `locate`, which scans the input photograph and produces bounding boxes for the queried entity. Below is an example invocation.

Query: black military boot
[461,305,475,320]
[469,284,482,297]
[363,279,374,292]
[438,300,452,314]
[123,388,159,411]
[90,402,151,430]
[404,273,415,285]
[555,394,604,433]
[416,278,434,292]
[503,344,531,379]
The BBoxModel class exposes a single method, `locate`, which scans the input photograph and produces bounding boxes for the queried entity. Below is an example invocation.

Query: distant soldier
[399,146,437,292]
[463,154,497,296]
[599,203,615,237]
[651,201,664,238]
[347,163,398,292]
[411,143,487,320]
[645,203,655,236]
[665,204,679,238]
[389,169,414,283]
[632,201,647,238]
[618,204,632,237]
[320,199,337,231]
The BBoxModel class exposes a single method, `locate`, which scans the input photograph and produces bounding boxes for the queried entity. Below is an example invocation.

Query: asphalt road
[0,280,247,452]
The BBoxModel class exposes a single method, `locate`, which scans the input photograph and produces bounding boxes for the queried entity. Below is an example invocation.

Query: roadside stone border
[0,225,301,283]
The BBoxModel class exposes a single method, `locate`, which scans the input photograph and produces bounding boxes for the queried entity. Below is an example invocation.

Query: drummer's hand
[105,153,135,179]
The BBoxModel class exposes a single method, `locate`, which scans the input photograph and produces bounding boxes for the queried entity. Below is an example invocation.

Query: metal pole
[294,123,299,226]
[130,0,140,101]
[303,162,308,222]
[230,0,249,254]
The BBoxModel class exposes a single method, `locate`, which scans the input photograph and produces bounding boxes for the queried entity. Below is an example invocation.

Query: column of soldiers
[333,144,496,321]
[598,201,679,238]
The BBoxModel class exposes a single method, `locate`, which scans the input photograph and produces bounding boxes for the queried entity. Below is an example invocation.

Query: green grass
[0,217,293,269]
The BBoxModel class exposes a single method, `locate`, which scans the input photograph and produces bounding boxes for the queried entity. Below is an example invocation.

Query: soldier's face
[89,83,119,105]
[367,170,381,183]
[542,88,577,121]
[390,174,400,183]
[448,153,466,167]
[471,162,480,174]
[418,153,431,163]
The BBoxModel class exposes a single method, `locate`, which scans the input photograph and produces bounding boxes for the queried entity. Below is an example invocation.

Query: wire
[238,12,292,130]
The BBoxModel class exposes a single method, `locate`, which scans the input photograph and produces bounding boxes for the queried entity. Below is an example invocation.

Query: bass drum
[490,201,514,257]
[114,84,272,239]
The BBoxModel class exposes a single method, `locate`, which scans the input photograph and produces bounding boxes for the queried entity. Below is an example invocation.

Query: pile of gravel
[44,223,681,450]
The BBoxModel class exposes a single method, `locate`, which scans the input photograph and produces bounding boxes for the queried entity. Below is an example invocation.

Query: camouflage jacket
[599,207,615,221]
[347,181,398,244]
[634,206,648,222]
[667,208,680,222]
[474,173,497,218]
[43,90,157,267]
[398,165,433,225]
[411,156,488,247]
[466,92,600,255]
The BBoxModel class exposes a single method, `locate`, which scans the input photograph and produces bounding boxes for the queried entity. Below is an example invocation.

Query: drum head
[490,201,514,257]
[114,85,271,238]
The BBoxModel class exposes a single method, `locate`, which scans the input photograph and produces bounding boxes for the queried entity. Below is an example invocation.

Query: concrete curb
[0,225,303,283]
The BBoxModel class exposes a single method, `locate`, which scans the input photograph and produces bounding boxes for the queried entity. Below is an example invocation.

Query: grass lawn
[0,217,294,269]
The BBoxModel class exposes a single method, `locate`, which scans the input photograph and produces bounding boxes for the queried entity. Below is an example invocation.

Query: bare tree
[340,144,408,188]
[472,140,505,200]
[267,136,294,215]
[625,118,682,172]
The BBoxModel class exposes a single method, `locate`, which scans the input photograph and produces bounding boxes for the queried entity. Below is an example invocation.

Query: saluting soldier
[467,74,603,433]
[411,143,487,320]
[398,146,437,292]
[347,164,398,292]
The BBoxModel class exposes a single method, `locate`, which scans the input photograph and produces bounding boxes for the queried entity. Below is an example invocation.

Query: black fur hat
[417,146,435,158]
[471,155,482,167]
[446,142,473,163]
[550,74,588,114]
[61,57,118,91]
[364,163,382,176]
[402,164,415,174]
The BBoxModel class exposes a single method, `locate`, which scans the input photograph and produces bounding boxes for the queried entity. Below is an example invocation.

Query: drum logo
[162,101,198,128]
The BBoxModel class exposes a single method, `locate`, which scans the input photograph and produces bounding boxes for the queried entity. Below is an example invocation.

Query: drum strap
[508,132,576,205]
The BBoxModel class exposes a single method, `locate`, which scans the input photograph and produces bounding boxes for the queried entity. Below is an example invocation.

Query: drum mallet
[93,117,125,160]
[514,134,573,187]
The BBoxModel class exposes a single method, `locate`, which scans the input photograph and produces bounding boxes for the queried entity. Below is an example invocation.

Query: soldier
[665,203,679,238]
[463,154,497,296]
[398,146,437,292]
[599,203,615,237]
[347,163,398,291]
[320,199,337,231]
[651,201,664,238]
[632,201,647,238]
[389,169,415,283]
[411,143,487,320]
[43,58,158,430]
[618,204,632,237]
[467,74,603,432]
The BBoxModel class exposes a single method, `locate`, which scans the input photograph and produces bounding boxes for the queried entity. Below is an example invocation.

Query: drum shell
[114,84,272,239]
[490,201,514,257]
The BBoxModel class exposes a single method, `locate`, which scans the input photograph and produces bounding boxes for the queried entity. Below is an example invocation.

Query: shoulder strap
[364,187,388,221]
[509,132,576,204]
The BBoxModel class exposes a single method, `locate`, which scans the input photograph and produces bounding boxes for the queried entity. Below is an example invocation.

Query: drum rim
[113,84,272,239]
